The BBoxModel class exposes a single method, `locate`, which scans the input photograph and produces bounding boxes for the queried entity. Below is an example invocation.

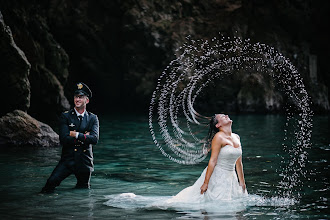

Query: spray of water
[149,35,313,198]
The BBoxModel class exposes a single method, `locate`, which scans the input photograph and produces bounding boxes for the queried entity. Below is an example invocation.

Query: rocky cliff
[0,0,329,127]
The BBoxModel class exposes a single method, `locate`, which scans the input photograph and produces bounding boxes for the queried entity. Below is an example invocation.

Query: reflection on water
[0,114,328,219]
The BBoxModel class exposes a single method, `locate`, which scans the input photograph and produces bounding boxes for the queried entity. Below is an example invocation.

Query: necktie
[78,115,83,130]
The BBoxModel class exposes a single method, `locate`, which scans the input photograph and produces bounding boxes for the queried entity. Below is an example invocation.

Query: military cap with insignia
[74,82,92,98]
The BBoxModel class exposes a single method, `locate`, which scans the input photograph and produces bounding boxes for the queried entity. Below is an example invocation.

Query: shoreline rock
[0,110,59,147]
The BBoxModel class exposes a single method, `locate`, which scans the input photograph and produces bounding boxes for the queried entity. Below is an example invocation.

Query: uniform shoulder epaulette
[63,110,73,115]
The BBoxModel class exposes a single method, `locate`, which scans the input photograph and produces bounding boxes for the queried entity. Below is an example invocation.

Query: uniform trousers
[41,160,91,193]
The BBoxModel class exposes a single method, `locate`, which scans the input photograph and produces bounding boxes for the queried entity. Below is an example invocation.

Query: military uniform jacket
[59,109,99,172]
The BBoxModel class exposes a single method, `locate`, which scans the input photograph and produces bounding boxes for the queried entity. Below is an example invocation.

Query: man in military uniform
[41,82,99,193]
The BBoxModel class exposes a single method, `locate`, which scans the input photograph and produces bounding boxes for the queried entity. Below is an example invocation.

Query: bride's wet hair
[205,115,218,148]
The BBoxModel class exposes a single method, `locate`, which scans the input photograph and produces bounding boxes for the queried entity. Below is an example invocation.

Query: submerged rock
[0,110,59,147]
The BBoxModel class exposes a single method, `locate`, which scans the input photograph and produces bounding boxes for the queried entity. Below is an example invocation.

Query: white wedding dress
[104,145,249,212]
[165,144,247,204]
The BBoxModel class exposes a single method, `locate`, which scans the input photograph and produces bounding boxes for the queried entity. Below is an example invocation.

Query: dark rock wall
[0,0,329,126]
[0,11,30,116]
[0,0,70,125]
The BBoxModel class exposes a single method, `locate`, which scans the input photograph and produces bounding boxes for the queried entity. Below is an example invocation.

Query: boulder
[0,110,59,147]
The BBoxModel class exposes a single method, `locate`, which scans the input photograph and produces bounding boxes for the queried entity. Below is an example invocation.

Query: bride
[165,113,247,204]
[105,113,248,209]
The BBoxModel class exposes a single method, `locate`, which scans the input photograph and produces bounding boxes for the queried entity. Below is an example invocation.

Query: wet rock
[0,110,59,147]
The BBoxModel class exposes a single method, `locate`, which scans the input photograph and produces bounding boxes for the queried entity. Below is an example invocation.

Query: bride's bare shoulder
[214,131,225,139]
[213,132,227,146]
[233,133,240,140]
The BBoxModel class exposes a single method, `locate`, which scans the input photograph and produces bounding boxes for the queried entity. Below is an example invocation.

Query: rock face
[0,2,70,124]
[0,110,59,147]
[0,11,31,117]
[237,74,283,113]
[0,0,329,118]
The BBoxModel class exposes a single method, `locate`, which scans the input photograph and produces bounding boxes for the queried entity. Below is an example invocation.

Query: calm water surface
[0,114,328,219]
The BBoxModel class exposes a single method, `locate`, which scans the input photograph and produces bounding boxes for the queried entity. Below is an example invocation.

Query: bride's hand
[200,183,208,194]
[240,183,246,192]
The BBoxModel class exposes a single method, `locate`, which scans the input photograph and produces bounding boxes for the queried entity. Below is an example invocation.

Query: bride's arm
[236,156,246,192]
[200,134,222,194]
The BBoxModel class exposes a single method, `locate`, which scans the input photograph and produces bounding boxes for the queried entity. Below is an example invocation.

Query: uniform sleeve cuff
[75,132,79,139]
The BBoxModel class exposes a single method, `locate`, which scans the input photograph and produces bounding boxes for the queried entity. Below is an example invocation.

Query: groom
[41,82,99,193]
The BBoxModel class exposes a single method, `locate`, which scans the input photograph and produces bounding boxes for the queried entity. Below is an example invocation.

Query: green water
[0,114,328,219]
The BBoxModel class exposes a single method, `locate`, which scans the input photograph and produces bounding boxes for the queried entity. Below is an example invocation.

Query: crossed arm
[60,113,99,145]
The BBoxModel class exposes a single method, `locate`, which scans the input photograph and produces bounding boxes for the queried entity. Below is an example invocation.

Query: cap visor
[74,91,86,96]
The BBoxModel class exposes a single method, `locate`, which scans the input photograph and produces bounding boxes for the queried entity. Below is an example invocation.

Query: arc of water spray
[149,36,313,198]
